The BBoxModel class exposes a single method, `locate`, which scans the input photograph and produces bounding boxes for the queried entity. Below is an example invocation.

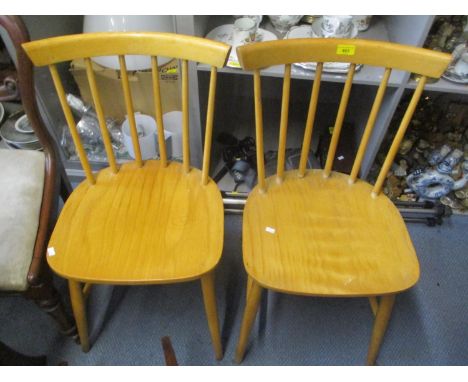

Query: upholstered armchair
[0,15,76,340]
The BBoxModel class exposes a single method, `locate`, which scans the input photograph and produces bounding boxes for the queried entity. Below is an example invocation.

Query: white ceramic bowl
[83,16,175,70]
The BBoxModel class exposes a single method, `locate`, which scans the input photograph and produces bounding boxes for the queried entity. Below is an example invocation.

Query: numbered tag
[336,45,356,56]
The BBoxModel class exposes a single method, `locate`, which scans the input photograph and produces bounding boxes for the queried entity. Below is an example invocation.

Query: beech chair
[0,16,76,340]
[22,32,231,358]
[234,38,451,365]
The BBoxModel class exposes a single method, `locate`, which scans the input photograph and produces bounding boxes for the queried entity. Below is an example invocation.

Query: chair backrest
[22,32,231,185]
[236,38,451,196]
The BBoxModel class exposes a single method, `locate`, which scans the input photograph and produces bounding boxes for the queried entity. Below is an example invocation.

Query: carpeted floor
[0,214,467,365]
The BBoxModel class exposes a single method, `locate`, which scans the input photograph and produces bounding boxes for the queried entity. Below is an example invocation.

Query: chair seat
[0,150,45,291]
[47,160,224,284]
[243,169,420,297]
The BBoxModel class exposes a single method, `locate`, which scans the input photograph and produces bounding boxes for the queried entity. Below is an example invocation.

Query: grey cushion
[0,149,45,291]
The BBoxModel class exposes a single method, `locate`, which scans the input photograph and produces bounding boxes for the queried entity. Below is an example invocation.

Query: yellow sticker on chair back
[336,45,356,56]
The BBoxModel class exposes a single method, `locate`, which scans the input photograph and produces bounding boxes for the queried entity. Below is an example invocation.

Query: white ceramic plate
[285,24,361,73]
[442,44,468,84]
[206,24,278,68]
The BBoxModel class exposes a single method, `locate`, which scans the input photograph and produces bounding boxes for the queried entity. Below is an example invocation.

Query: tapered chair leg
[246,276,253,302]
[201,271,223,360]
[68,280,90,352]
[366,294,396,365]
[235,277,263,363]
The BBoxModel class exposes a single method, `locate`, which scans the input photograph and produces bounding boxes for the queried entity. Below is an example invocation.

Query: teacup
[321,15,353,37]
[352,15,372,31]
[232,17,257,47]
[454,52,468,77]
[268,15,303,34]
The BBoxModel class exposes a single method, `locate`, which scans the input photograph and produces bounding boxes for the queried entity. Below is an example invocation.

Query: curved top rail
[237,38,451,78]
[22,32,231,68]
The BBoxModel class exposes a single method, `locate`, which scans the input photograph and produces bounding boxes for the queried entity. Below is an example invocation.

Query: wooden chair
[0,16,76,340]
[234,38,451,365]
[22,32,231,358]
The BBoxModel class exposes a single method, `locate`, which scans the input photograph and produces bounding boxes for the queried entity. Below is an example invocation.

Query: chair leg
[200,271,223,360]
[235,277,263,364]
[68,280,90,352]
[366,294,396,365]
[369,296,379,317]
[246,276,253,302]
[26,279,78,341]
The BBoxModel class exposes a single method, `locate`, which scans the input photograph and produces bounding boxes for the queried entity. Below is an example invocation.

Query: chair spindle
[151,56,168,167]
[182,59,190,173]
[119,55,143,167]
[299,62,323,177]
[323,63,356,178]
[349,67,392,184]
[201,66,218,185]
[276,64,292,182]
[254,69,266,192]
[49,64,95,184]
[84,58,118,174]
[372,76,427,197]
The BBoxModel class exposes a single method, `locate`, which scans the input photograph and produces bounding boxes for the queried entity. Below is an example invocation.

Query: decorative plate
[442,44,468,84]
[285,24,361,73]
[206,24,278,68]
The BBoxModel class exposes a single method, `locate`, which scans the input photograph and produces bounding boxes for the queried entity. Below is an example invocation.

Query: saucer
[442,44,468,84]
[0,114,40,145]
[206,24,278,68]
[285,25,362,73]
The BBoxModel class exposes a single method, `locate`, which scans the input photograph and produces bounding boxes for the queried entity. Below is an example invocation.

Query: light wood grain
[182,59,190,173]
[235,278,263,363]
[323,63,355,177]
[201,66,218,185]
[26,32,229,358]
[119,55,143,166]
[276,63,291,182]
[69,280,89,352]
[367,294,395,365]
[47,161,224,284]
[372,76,427,196]
[151,56,168,167]
[201,271,223,360]
[236,38,450,365]
[237,38,451,78]
[85,57,118,173]
[254,69,266,192]
[350,67,391,183]
[299,62,322,177]
[369,296,379,316]
[49,65,95,184]
[22,32,231,68]
[243,170,420,297]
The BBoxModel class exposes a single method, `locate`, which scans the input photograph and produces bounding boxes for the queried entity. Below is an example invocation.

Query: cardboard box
[70,58,181,121]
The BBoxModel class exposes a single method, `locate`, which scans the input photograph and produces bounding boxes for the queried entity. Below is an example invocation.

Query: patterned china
[206,24,277,68]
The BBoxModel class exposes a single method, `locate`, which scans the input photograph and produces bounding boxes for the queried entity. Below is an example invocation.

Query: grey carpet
[0,214,467,365]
